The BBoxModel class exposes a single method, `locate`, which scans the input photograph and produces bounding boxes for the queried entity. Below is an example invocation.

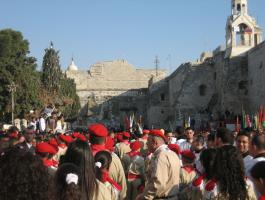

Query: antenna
[154,55,160,76]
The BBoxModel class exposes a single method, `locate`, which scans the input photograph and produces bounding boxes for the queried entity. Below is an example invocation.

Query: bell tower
[225,0,263,57]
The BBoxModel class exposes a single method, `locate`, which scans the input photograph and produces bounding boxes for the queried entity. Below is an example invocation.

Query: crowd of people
[0,120,265,200]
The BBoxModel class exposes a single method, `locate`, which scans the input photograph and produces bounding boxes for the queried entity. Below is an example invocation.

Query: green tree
[0,29,42,122]
[41,42,61,92]
[59,77,81,121]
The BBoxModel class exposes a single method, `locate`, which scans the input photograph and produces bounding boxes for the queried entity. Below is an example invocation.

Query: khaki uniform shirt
[116,141,131,159]
[139,144,181,200]
[179,165,196,191]
[92,180,112,200]
[109,152,127,200]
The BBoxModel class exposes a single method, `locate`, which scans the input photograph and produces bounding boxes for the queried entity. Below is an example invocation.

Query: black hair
[0,147,54,200]
[207,132,215,142]
[200,148,217,180]
[216,127,233,145]
[94,151,112,181]
[236,131,251,139]
[251,134,265,150]
[250,161,265,180]
[55,163,82,200]
[214,145,247,200]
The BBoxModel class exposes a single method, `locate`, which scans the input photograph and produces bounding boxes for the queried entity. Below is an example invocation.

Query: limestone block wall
[247,41,265,112]
[147,79,171,129]
[168,63,215,117]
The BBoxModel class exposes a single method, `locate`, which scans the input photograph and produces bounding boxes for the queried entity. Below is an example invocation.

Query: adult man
[16,127,35,154]
[136,129,180,200]
[88,123,127,200]
[236,131,253,171]
[246,134,265,178]
[177,127,194,151]
[214,127,233,147]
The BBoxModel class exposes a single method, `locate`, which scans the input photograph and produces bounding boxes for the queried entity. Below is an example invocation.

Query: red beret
[130,141,142,151]
[105,136,115,152]
[143,129,150,135]
[181,150,195,160]
[168,144,181,155]
[59,134,74,144]
[36,142,58,155]
[73,132,87,141]
[149,129,167,142]
[123,132,131,138]
[49,138,58,147]
[88,123,108,137]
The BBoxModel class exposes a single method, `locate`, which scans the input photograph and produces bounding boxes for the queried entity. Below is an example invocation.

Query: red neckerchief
[91,144,107,156]
[123,140,130,145]
[101,169,122,191]
[205,179,217,191]
[182,165,195,174]
[43,158,54,167]
[127,151,141,158]
[59,143,67,149]
[192,173,206,187]
[259,195,265,200]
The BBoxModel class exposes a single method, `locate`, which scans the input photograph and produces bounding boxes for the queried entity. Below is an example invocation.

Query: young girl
[95,151,121,200]
[55,162,82,200]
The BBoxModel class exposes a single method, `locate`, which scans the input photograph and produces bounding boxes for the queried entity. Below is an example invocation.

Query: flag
[246,114,252,128]
[235,115,240,132]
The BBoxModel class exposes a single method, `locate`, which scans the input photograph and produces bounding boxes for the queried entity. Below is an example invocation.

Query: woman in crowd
[95,151,121,200]
[59,140,111,200]
[250,161,265,199]
[211,145,256,200]
[0,147,54,200]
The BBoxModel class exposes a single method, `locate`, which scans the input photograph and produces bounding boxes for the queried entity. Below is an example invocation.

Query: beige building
[66,0,264,130]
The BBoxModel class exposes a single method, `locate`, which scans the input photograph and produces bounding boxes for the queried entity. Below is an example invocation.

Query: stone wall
[248,41,265,112]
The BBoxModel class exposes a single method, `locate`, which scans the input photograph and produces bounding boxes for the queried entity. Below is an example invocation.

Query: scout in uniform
[136,129,181,200]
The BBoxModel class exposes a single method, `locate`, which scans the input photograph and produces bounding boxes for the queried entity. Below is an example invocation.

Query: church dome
[67,58,78,71]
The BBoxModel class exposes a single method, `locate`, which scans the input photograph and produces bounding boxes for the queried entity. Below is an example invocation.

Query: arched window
[199,84,207,96]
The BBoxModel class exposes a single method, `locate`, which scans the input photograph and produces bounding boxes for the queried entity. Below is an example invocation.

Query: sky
[1,0,265,74]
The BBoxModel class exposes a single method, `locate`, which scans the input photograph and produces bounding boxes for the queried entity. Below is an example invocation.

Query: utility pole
[154,55,160,77]
[7,82,16,125]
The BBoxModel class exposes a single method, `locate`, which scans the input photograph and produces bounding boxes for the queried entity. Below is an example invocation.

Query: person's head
[207,132,216,148]
[55,163,81,200]
[250,161,265,196]
[175,126,185,138]
[147,130,166,153]
[88,124,108,145]
[165,131,174,144]
[23,128,35,143]
[0,147,53,200]
[215,127,233,147]
[192,135,205,151]
[199,148,217,179]
[250,134,265,157]
[60,140,98,200]
[213,145,247,200]
[181,150,195,165]
[185,127,194,141]
[236,131,251,154]
[94,151,112,181]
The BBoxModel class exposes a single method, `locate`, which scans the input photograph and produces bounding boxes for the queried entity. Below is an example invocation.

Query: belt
[127,173,141,180]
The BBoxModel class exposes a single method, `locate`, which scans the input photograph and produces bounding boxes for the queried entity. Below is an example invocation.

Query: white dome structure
[67,58,78,71]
